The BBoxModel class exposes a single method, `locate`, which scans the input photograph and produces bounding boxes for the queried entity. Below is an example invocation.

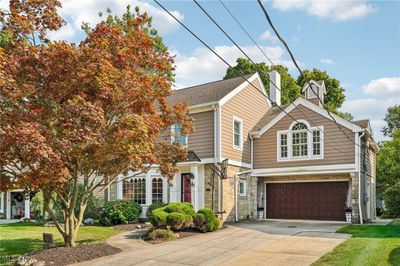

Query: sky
[1,0,399,141]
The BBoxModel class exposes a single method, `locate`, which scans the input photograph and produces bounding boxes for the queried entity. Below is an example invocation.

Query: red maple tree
[0,1,192,246]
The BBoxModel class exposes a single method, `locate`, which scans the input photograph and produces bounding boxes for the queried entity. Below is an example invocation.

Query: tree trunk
[63,232,76,247]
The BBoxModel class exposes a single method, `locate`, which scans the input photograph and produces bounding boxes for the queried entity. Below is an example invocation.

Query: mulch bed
[113,223,151,231]
[25,243,121,266]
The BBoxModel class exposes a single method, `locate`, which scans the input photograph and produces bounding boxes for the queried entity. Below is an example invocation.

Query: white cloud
[361,77,400,96]
[259,30,277,42]
[320,58,334,65]
[172,45,302,88]
[341,97,400,141]
[271,0,376,21]
[46,0,183,41]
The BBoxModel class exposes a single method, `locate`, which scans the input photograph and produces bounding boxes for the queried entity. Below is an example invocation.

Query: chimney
[269,70,281,106]
[302,80,326,107]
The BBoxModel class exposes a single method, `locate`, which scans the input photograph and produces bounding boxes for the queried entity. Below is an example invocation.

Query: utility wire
[218,0,274,66]
[193,0,348,155]
[256,0,360,147]
[155,0,349,156]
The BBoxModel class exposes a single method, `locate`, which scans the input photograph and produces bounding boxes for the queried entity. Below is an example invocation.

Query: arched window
[152,178,164,203]
[291,123,308,157]
[278,120,323,161]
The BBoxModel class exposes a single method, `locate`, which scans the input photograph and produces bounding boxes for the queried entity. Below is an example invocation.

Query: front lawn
[0,222,121,258]
[314,220,400,266]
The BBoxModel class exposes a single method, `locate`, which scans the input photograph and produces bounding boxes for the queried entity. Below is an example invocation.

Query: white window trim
[171,124,188,148]
[232,116,243,150]
[0,192,4,213]
[277,120,324,162]
[239,180,247,196]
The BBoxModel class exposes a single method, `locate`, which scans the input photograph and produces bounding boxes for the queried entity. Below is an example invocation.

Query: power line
[218,0,274,66]
[193,0,349,155]
[154,0,349,156]
[256,0,361,147]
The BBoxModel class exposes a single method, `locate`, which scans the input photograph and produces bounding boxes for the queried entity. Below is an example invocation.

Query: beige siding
[156,111,214,160]
[221,79,270,164]
[188,111,214,159]
[254,104,355,168]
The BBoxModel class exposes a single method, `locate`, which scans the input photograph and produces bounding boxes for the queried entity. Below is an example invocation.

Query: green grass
[314,220,400,266]
[0,222,121,258]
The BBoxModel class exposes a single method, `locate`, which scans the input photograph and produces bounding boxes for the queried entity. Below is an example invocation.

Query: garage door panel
[266,181,347,221]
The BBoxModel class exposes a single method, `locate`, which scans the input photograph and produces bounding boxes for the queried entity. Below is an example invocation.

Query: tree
[0,1,192,247]
[223,58,301,105]
[377,129,400,215]
[297,68,346,114]
[382,105,400,137]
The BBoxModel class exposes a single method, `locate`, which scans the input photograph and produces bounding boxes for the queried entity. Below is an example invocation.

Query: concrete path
[73,221,350,266]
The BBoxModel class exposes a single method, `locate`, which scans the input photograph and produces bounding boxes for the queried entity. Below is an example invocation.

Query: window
[239,180,247,196]
[277,121,323,161]
[279,133,288,158]
[152,178,163,203]
[134,178,146,205]
[122,178,146,204]
[0,192,4,213]
[313,130,321,156]
[233,117,243,149]
[171,124,187,147]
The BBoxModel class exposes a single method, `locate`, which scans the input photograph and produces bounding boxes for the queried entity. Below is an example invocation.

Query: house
[0,71,377,224]
[104,71,377,223]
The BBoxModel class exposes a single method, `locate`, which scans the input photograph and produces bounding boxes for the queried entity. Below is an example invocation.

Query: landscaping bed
[143,228,200,244]
[313,219,400,266]
[24,243,121,266]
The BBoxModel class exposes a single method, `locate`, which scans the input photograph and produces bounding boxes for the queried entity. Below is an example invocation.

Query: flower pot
[345,212,352,223]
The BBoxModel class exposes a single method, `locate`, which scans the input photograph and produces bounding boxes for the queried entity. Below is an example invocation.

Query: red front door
[181,173,192,203]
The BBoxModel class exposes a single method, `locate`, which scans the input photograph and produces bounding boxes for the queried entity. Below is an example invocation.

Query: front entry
[266,181,348,221]
[181,173,192,203]
[10,192,25,219]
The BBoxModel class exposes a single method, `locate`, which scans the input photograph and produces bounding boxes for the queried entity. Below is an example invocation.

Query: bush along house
[103,71,377,224]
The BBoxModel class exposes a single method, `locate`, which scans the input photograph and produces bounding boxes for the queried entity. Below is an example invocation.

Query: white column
[24,194,30,219]
[6,192,10,220]
[191,164,198,210]
[116,176,123,200]
[146,172,152,206]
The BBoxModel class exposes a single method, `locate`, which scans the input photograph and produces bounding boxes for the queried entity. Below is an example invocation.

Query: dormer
[302,80,326,107]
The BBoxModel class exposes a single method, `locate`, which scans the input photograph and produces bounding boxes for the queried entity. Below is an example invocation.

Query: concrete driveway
[75,220,350,266]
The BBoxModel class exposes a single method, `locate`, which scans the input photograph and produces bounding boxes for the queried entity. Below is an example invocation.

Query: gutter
[358,130,365,224]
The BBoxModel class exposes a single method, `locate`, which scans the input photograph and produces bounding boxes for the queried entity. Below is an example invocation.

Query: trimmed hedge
[194,208,219,232]
[149,202,195,229]
[99,200,142,226]
[147,202,167,221]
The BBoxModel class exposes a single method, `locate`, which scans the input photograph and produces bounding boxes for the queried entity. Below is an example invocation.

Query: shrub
[166,212,188,230]
[147,202,167,221]
[383,182,400,216]
[84,196,104,220]
[148,229,176,241]
[30,192,45,221]
[149,202,195,229]
[99,200,142,226]
[194,208,219,232]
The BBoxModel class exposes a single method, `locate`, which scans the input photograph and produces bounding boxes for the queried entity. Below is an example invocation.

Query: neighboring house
[0,71,377,224]
[104,71,377,224]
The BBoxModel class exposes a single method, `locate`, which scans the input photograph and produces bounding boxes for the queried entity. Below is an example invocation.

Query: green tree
[382,105,400,137]
[297,68,346,113]
[377,129,400,190]
[223,58,301,105]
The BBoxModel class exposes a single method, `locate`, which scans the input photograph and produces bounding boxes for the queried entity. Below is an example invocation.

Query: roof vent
[302,80,326,107]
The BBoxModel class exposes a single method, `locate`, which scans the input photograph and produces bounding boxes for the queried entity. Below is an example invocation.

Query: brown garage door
[266,182,348,221]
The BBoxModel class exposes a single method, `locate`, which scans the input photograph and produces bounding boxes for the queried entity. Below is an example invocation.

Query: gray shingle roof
[167,74,254,107]
[353,119,369,129]
[253,105,285,131]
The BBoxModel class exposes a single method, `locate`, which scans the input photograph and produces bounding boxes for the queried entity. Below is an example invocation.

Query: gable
[257,98,363,136]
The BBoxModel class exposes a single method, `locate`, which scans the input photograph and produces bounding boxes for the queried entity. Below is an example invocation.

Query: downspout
[213,104,222,213]
[250,134,254,170]
[358,130,365,224]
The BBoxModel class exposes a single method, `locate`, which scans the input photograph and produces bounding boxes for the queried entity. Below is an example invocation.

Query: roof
[186,150,201,162]
[253,105,284,131]
[353,119,370,129]
[167,74,254,107]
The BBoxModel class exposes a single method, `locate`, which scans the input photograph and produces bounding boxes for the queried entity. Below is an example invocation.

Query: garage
[266,181,348,221]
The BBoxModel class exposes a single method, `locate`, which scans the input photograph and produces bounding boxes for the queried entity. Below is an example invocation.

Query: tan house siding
[254,104,355,169]
[188,111,214,159]
[221,79,270,164]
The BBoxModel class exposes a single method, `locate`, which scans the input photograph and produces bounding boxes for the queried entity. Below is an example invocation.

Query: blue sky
[1,0,399,141]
